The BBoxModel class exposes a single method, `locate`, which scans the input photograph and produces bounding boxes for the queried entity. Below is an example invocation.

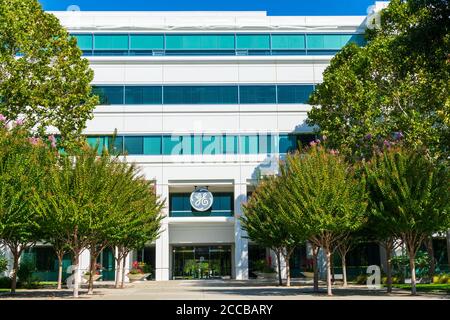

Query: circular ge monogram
[190,188,214,212]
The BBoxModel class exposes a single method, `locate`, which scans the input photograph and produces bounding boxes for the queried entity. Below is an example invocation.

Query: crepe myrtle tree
[283,143,368,296]
[0,0,99,150]
[364,145,450,295]
[105,165,163,289]
[241,175,302,287]
[0,119,56,293]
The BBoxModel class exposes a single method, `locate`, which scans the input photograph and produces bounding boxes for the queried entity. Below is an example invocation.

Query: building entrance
[172,245,232,280]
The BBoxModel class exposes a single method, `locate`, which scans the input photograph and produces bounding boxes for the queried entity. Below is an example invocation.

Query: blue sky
[39,0,376,16]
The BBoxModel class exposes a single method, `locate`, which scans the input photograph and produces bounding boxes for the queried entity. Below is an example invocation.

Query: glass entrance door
[172,245,231,280]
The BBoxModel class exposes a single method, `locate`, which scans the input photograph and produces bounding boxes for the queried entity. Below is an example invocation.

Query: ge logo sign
[190,187,214,212]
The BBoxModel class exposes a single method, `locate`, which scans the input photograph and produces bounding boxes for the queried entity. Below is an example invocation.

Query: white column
[234,181,248,280]
[155,182,170,281]
[79,248,90,283]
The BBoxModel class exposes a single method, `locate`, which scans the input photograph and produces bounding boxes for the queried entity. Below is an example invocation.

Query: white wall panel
[169,224,234,244]
[162,65,239,83]
[276,65,315,83]
[125,65,163,83]
[238,65,277,83]
[91,65,125,83]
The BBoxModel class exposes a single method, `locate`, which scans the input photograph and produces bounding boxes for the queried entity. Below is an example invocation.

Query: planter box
[302,272,314,279]
[127,273,151,282]
[254,272,277,279]
[83,274,102,282]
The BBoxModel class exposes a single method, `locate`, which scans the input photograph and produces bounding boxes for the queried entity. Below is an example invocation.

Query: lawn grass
[390,283,450,294]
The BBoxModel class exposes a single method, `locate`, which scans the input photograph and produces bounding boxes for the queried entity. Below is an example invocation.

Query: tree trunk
[325,247,333,296]
[87,250,97,295]
[285,253,291,287]
[330,255,335,284]
[73,253,80,298]
[56,253,64,290]
[275,251,282,286]
[312,246,319,293]
[385,242,393,294]
[120,251,128,289]
[425,237,435,279]
[10,251,20,294]
[408,251,417,295]
[115,252,122,289]
[341,253,348,287]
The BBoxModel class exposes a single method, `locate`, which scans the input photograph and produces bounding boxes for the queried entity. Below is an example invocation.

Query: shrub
[438,274,449,284]
[17,257,36,288]
[0,276,12,288]
[355,274,367,285]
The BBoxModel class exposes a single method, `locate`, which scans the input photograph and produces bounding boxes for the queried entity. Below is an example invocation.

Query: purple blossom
[383,140,391,148]
[365,134,373,140]
[0,114,6,122]
[15,119,24,126]
[309,141,317,147]
[393,131,404,140]
[315,139,321,144]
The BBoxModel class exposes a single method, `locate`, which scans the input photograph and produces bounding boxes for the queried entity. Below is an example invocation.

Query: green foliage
[0,124,55,255]
[0,254,7,273]
[17,256,39,288]
[282,145,368,249]
[365,146,450,242]
[0,0,99,150]
[308,0,450,160]
[253,259,275,273]
[0,276,11,288]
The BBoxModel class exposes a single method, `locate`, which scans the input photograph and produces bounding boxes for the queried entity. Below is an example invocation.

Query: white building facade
[55,10,370,282]
[3,8,387,282]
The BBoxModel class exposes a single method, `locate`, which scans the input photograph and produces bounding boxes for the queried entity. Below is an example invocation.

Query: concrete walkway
[1,280,449,300]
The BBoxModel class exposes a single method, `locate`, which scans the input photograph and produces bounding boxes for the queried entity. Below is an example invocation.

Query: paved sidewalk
[1,280,449,300]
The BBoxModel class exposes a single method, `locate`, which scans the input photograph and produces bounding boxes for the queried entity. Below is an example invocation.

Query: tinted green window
[130,35,164,50]
[277,85,314,104]
[107,136,124,155]
[87,136,107,154]
[202,135,223,155]
[163,86,238,104]
[236,35,270,50]
[307,34,364,50]
[92,86,124,105]
[125,86,162,104]
[240,135,259,154]
[124,136,143,155]
[143,136,162,155]
[166,35,235,50]
[94,35,129,50]
[73,34,93,50]
[279,134,297,153]
[240,86,276,104]
[271,34,305,49]
[223,135,238,154]
[170,194,191,216]
[163,136,182,155]
[211,193,233,215]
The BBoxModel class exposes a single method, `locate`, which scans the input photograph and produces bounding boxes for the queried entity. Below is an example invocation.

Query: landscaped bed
[389,284,450,294]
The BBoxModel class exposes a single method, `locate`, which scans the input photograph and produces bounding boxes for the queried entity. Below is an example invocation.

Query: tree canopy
[308,0,450,160]
[0,0,98,150]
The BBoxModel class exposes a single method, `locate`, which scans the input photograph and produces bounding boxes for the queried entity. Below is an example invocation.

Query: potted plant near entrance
[127,261,151,282]
[253,259,277,279]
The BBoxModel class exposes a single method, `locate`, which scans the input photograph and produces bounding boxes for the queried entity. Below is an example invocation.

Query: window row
[92,85,315,105]
[72,33,365,56]
[86,134,317,156]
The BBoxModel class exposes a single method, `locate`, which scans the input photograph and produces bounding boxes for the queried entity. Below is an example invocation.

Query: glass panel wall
[92,84,314,105]
[86,134,314,156]
[172,246,232,280]
[72,33,365,56]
